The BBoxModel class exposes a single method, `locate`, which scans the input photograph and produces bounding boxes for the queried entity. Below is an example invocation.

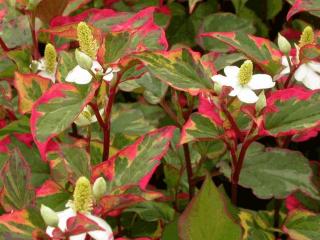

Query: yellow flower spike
[299,26,315,47]
[238,60,253,86]
[73,176,93,213]
[44,43,57,74]
[77,22,98,59]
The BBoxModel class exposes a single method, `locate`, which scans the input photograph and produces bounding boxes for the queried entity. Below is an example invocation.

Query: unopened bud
[93,177,107,200]
[75,49,93,70]
[277,33,291,55]
[40,205,59,227]
[255,91,266,114]
[299,26,315,47]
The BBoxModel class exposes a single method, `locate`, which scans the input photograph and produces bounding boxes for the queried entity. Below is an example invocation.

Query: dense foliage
[1,0,320,239]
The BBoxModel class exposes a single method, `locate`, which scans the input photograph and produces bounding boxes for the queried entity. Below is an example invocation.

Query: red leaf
[287,0,320,20]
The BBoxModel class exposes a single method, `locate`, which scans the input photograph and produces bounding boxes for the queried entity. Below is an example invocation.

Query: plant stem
[231,124,257,204]
[28,11,40,60]
[102,80,119,162]
[183,143,194,200]
[88,102,105,129]
[221,103,243,141]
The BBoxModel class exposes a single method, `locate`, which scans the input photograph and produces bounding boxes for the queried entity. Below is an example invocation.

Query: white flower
[66,61,119,85]
[211,60,275,104]
[32,59,57,83]
[46,206,113,240]
[74,105,104,127]
[278,56,320,90]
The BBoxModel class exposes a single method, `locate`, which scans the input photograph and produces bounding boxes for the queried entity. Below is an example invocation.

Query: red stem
[102,80,119,162]
[221,103,243,142]
[88,102,105,129]
[231,123,257,204]
[183,143,194,200]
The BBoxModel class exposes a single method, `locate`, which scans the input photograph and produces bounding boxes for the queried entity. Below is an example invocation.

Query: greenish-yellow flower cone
[73,176,93,213]
[238,60,253,86]
[44,43,57,74]
[77,22,98,59]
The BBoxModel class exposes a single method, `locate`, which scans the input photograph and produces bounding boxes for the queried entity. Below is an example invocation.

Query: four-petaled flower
[66,61,119,85]
[211,60,275,104]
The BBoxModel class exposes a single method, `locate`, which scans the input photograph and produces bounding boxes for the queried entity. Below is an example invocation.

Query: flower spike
[73,176,93,213]
[77,22,98,59]
[238,60,253,86]
[44,43,57,74]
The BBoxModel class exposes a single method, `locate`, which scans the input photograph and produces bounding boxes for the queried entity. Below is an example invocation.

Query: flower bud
[75,49,93,70]
[40,205,59,227]
[93,177,107,200]
[255,91,266,114]
[277,33,291,55]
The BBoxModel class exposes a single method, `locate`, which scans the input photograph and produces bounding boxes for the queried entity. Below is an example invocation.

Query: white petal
[66,65,92,84]
[294,64,309,82]
[103,72,114,82]
[38,58,46,71]
[307,61,320,74]
[91,108,104,123]
[237,87,259,104]
[46,226,54,237]
[38,71,55,83]
[281,56,291,67]
[70,234,87,240]
[229,84,241,97]
[86,214,114,240]
[223,66,240,78]
[211,74,236,87]
[279,67,290,76]
[248,74,275,90]
[57,208,76,232]
[302,69,320,90]
[91,61,103,73]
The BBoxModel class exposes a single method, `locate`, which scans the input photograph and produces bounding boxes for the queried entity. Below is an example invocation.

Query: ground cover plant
[1,0,320,239]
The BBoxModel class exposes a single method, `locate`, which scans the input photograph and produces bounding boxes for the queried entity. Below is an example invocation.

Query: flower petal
[307,61,320,74]
[70,233,87,240]
[211,74,236,87]
[237,87,259,104]
[57,208,76,232]
[46,226,55,237]
[86,214,114,240]
[248,74,275,90]
[91,61,103,73]
[294,64,309,82]
[38,71,55,83]
[103,71,114,82]
[302,69,320,90]
[224,66,240,78]
[66,65,92,84]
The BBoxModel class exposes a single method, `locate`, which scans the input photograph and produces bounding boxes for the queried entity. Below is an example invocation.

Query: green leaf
[8,137,50,188]
[287,0,320,19]
[135,49,214,95]
[0,56,16,78]
[264,88,320,137]
[178,176,242,240]
[220,142,319,199]
[125,201,175,223]
[200,32,282,75]
[199,13,255,52]
[31,82,99,159]
[0,116,30,138]
[61,145,91,181]
[189,0,202,13]
[239,210,275,240]
[0,149,35,211]
[14,72,52,114]
[181,113,223,144]
[93,126,175,192]
[284,210,320,240]
[7,49,32,73]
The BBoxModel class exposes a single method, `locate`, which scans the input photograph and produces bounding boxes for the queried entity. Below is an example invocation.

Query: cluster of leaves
[1,0,320,239]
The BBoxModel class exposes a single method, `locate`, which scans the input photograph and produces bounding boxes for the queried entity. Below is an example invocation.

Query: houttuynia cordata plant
[0,0,320,239]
